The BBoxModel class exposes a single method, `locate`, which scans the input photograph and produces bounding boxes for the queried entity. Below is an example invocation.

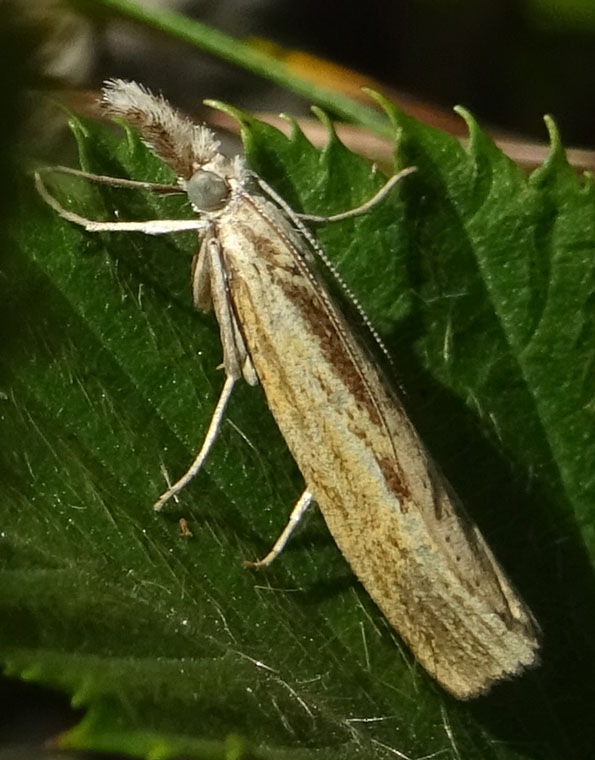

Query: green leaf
[1,100,594,760]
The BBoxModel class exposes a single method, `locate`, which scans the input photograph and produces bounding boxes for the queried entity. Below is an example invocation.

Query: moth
[35,79,540,699]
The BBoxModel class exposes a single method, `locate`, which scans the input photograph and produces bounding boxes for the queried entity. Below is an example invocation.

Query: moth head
[185,169,230,212]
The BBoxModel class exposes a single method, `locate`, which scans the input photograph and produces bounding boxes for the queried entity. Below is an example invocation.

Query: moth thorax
[186,170,230,211]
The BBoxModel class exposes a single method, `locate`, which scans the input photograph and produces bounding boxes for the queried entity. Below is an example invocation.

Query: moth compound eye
[186,170,229,211]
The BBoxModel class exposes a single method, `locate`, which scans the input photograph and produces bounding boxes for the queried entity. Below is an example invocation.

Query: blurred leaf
[1,100,594,759]
[525,0,595,30]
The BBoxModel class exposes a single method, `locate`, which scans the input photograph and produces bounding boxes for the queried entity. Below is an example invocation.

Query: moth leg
[297,167,417,223]
[191,234,214,311]
[153,374,236,511]
[255,166,416,225]
[245,489,314,568]
[205,235,258,386]
[34,171,205,234]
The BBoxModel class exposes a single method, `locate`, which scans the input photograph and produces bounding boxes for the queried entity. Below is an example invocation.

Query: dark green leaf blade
[1,102,594,760]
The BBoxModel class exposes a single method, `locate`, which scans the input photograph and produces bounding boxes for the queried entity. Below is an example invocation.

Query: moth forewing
[212,191,539,698]
[37,78,540,700]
